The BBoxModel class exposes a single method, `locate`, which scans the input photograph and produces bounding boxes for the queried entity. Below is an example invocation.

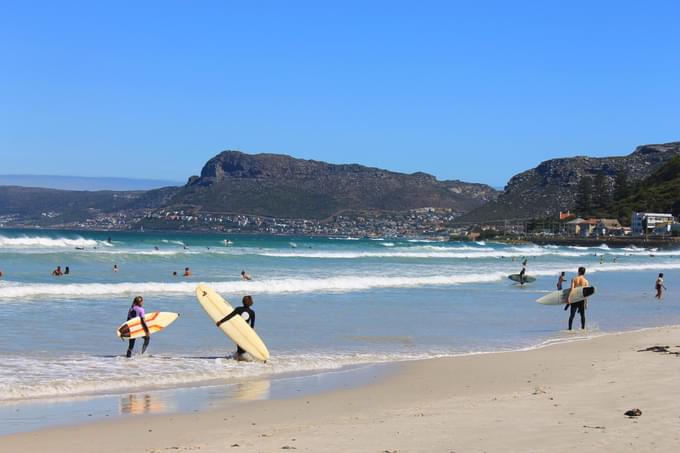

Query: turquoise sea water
[0,229,679,403]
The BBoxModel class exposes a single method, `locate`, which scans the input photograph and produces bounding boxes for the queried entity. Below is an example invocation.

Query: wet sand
[2,326,680,452]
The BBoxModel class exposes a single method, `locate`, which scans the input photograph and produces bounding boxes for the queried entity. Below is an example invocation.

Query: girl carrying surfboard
[125,296,150,357]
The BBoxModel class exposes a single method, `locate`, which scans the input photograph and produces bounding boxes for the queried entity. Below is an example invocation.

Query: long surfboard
[195,284,269,362]
[508,274,536,283]
[536,286,596,305]
[117,312,180,339]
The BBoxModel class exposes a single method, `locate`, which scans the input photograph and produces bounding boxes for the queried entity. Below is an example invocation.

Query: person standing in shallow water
[519,260,527,286]
[567,267,589,330]
[126,296,150,357]
[557,272,566,290]
[216,295,256,361]
[655,273,666,300]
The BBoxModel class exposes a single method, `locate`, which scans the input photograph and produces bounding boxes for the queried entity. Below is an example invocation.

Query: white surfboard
[117,312,180,339]
[195,284,269,362]
[536,286,596,305]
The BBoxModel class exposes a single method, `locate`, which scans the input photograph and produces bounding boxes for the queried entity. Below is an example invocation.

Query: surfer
[125,296,150,357]
[566,267,589,330]
[519,263,527,286]
[241,270,252,281]
[216,295,256,361]
[655,273,666,300]
[556,272,566,290]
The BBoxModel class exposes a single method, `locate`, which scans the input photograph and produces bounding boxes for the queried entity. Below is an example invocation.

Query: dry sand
[3,326,680,453]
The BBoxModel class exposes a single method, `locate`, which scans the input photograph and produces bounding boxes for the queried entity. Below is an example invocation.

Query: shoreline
[0,325,649,414]
[493,235,680,249]
[3,325,680,452]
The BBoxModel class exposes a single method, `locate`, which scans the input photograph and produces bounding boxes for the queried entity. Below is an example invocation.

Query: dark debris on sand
[637,345,680,356]
[624,408,642,417]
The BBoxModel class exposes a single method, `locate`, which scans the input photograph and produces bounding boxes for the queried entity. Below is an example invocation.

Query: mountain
[0,186,178,224]
[611,155,680,218]
[460,142,680,222]
[158,151,499,219]
[0,175,182,191]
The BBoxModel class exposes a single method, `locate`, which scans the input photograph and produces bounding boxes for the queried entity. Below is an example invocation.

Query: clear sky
[1,1,679,187]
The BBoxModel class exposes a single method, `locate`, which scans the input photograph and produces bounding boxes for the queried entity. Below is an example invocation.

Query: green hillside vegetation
[574,156,680,224]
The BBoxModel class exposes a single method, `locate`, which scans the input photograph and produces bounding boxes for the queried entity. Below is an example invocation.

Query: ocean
[1,229,679,405]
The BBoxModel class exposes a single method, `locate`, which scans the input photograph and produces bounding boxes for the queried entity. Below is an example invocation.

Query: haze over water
[0,229,679,403]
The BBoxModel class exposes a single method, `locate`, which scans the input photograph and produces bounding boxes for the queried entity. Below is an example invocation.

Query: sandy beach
[2,326,679,453]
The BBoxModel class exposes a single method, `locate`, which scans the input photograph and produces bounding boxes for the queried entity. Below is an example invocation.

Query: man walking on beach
[566,266,589,330]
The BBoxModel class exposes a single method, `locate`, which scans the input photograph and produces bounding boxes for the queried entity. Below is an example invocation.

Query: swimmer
[183,267,192,277]
[113,264,119,272]
[241,270,252,281]
[52,266,63,276]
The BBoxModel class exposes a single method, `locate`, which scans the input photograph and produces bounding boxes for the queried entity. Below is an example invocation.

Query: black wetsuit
[126,306,150,358]
[217,306,255,355]
[568,301,586,330]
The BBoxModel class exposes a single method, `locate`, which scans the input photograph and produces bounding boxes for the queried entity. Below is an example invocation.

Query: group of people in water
[517,259,670,331]
[51,265,69,276]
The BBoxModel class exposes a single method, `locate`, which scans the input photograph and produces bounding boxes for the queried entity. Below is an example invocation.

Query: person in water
[126,296,150,358]
[216,295,255,361]
[64,266,70,275]
[241,270,252,281]
[655,273,666,300]
[566,267,589,330]
[183,267,192,277]
[556,271,566,290]
[52,266,63,276]
[519,263,527,286]
[113,264,119,272]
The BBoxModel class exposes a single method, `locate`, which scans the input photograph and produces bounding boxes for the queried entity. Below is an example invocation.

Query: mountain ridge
[460,141,680,222]
[160,150,499,219]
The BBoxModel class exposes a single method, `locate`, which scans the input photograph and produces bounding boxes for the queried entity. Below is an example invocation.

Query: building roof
[597,218,622,228]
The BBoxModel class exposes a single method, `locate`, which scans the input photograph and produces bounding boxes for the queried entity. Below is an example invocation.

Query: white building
[631,212,675,235]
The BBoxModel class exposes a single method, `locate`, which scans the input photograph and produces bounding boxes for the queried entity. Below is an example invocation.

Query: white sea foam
[253,246,591,259]
[160,239,186,246]
[0,272,509,299]
[0,234,99,248]
[0,351,450,401]
[0,327,632,402]
[4,258,680,299]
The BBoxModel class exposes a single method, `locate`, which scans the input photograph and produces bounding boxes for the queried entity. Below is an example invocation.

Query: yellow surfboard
[195,284,269,362]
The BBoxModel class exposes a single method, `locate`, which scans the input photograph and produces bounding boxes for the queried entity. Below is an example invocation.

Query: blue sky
[1,1,679,187]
